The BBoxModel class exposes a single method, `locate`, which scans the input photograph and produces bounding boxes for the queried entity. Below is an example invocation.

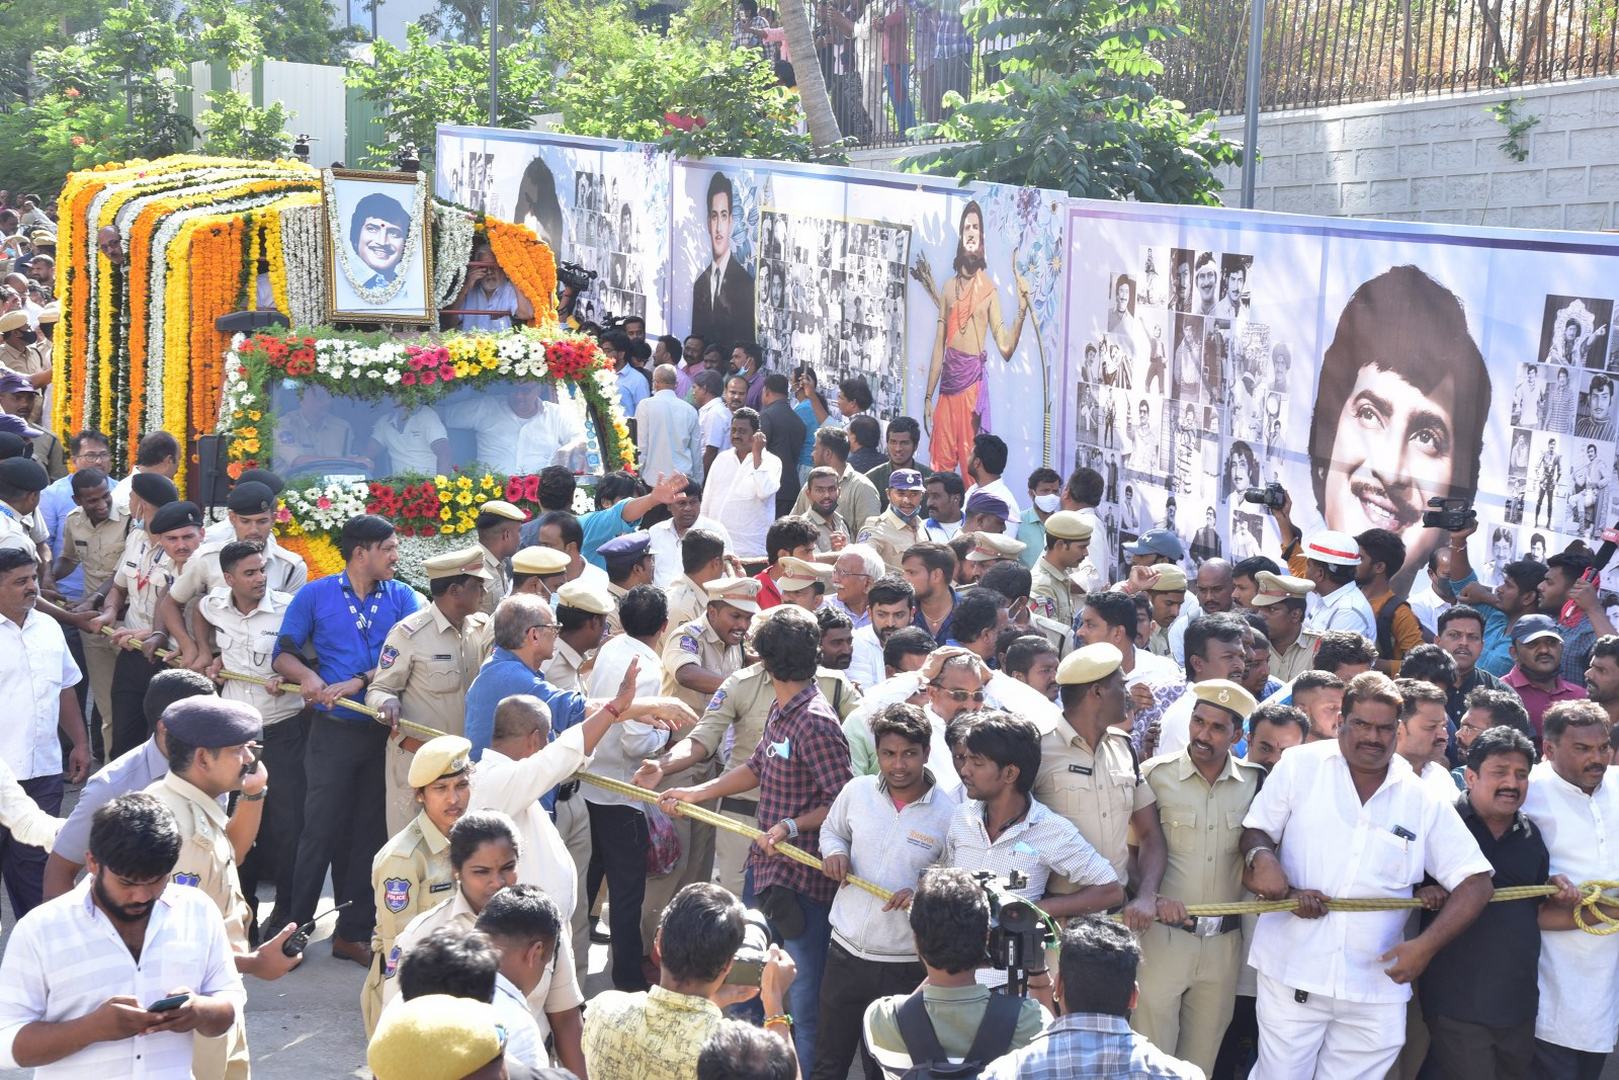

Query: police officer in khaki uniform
[640,656,863,896]
[962,531,1026,584]
[361,734,471,1035]
[545,578,610,691]
[52,467,126,750]
[1249,570,1321,683]
[144,697,301,1079]
[1144,564,1189,658]
[474,500,527,616]
[773,555,832,611]
[0,374,61,475]
[272,386,353,467]
[644,576,758,939]
[803,466,850,553]
[1134,679,1263,1074]
[599,532,654,638]
[509,544,569,602]
[1034,643,1168,930]
[1031,509,1093,630]
[0,312,48,424]
[665,527,729,630]
[855,467,925,569]
[365,549,491,835]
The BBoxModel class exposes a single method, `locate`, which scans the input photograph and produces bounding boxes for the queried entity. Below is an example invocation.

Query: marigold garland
[484,219,560,327]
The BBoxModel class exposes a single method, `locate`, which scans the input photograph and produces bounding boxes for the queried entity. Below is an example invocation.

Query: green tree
[905,0,1239,204]
[199,90,295,159]
[346,23,549,168]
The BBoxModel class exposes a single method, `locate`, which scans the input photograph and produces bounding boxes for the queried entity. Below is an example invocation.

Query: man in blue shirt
[518,469,687,570]
[273,514,419,964]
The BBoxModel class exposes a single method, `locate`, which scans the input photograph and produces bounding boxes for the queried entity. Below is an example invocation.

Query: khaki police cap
[777,556,832,592]
[478,499,528,522]
[422,546,492,582]
[367,994,505,1080]
[1055,641,1124,685]
[1147,564,1188,591]
[407,735,473,788]
[706,575,763,613]
[556,578,615,615]
[1190,679,1259,722]
[966,532,1027,562]
[1249,570,1315,608]
[511,545,569,575]
[1043,510,1094,542]
[0,311,27,335]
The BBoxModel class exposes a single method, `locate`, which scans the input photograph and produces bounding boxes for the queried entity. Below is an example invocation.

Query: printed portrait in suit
[690,171,755,353]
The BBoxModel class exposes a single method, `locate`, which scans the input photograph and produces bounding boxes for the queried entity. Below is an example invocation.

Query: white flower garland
[434,206,476,307]
[323,168,429,306]
[282,479,370,534]
[280,203,326,327]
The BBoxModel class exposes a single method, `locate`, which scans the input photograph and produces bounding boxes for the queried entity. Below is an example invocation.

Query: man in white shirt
[1523,699,1619,1077]
[648,480,731,589]
[1299,530,1377,639]
[446,384,585,474]
[451,243,531,333]
[1393,678,1460,800]
[0,546,90,918]
[636,364,704,482]
[960,433,1021,520]
[0,792,244,1077]
[1240,671,1493,1078]
[693,370,733,479]
[699,407,781,559]
[362,404,451,477]
[1408,547,1453,639]
[474,885,560,1071]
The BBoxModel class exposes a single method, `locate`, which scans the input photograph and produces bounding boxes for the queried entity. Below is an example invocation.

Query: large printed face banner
[435,127,1065,481]
[1065,201,1619,590]
[437,128,673,333]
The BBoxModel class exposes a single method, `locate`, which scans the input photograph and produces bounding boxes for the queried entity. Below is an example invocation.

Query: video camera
[1422,497,1476,531]
[723,908,774,986]
[974,870,1055,998]
[556,261,598,293]
[1241,482,1287,511]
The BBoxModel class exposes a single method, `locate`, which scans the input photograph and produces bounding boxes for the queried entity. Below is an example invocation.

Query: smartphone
[147,993,189,1012]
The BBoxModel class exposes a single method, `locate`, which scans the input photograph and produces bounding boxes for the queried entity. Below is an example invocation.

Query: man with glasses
[38,431,114,591]
[827,545,882,630]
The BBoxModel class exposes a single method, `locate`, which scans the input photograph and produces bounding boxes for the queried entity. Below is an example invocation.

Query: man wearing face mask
[856,469,927,569]
[0,310,48,424]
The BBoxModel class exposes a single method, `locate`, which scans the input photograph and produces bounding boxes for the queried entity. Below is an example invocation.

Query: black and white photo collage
[1074,246,1294,581]
[568,170,648,325]
[1496,293,1619,584]
[755,209,910,416]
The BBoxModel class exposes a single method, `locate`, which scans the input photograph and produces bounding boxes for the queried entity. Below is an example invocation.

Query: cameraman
[862,868,1047,1079]
[582,882,797,1080]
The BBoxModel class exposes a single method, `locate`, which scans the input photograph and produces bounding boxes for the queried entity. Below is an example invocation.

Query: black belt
[719,796,758,816]
[1176,914,1241,937]
[556,780,580,802]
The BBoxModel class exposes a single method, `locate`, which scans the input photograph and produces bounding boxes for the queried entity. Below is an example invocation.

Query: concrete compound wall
[1210,75,1619,231]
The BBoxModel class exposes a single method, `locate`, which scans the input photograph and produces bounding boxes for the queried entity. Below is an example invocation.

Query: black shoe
[589,918,611,944]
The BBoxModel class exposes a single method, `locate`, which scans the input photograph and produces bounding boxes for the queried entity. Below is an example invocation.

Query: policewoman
[360,735,471,1035]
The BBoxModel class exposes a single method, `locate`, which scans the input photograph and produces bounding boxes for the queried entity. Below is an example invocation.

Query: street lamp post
[1240,0,1266,209]
[489,0,499,125]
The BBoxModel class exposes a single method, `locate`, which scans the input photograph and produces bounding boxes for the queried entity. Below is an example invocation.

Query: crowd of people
[0,281,1617,1080]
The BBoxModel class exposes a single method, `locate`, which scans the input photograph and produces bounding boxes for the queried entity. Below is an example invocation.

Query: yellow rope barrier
[97,627,1619,933]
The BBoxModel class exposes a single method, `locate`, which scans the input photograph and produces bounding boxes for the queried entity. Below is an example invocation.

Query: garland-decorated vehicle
[51,154,634,577]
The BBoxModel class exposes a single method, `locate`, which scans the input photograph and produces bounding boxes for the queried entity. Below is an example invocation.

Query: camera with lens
[975,870,1053,998]
[723,908,774,986]
[1241,482,1287,510]
[556,261,597,293]
[1422,498,1476,531]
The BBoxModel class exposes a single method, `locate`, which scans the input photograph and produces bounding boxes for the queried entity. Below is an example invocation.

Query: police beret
[963,492,1013,521]
[0,431,28,460]
[1043,510,1094,542]
[422,547,492,582]
[0,311,27,335]
[407,735,472,789]
[512,545,569,575]
[234,468,285,495]
[1191,679,1259,722]
[226,481,275,515]
[1147,565,1187,592]
[0,455,47,492]
[1055,642,1123,685]
[966,532,1026,562]
[0,371,34,395]
[148,500,202,534]
[160,697,262,747]
[130,472,179,508]
[556,578,614,615]
[598,533,651,562]
[368,995,507,1080]
[0,414,40,443]
[888,468,924,492]
[475,499,528,529]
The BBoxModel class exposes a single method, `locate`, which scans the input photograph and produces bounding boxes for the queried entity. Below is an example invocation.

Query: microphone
[1561,525,1619,627]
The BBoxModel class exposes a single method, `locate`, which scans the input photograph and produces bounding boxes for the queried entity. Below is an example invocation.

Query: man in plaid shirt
[663,603,854,1072]
[980,918,1203,1079]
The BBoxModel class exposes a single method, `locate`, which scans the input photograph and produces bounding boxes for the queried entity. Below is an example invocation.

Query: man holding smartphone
[0,792,243,1077]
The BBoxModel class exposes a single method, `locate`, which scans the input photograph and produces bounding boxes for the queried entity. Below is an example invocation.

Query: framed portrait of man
[323,168,434,324]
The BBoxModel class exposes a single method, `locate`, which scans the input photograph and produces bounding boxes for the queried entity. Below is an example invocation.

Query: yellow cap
[1147,565,1188,591]
[556,578,615,615]
[407,735,472,788]
[1190,679,1259,722]
[1055,642,1124,685]
[478,499,528,522]
[1249,570,1315,608]
[1043,510,1094,542]
[966,532,1027,562]
[777,556,832,591]
[511,546,569,575]
[421,546,492,582]
[705,576,763,613]
[367,994,507,1080]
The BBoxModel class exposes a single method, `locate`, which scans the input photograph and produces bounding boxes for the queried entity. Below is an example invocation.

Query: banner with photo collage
[1063,200,1619,592]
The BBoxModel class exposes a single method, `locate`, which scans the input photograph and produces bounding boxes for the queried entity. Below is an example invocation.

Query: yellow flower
[439,507,453,521]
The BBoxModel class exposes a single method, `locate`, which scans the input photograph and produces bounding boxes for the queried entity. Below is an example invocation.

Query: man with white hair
[827,544,884,630]
[635,363,703,481]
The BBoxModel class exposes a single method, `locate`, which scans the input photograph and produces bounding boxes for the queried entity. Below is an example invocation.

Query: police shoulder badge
[383,877,411,912]
[379,644,400,670]
[173,871,201,887]
[679,634,700,654]
[706,689,727,712]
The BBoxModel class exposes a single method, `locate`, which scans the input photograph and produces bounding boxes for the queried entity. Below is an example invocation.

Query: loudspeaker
[194,434,232,512]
